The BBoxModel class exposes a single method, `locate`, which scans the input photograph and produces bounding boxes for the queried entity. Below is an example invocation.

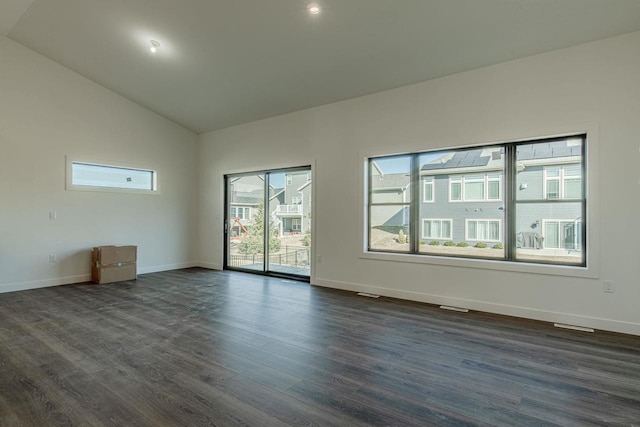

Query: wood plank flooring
[1,268,639,426]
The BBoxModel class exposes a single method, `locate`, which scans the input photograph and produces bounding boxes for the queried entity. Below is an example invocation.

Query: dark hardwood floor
[1,268,639,426]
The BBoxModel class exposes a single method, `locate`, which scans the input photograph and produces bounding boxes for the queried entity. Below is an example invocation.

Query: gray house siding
[279,171,312,234]
[420,165,582,248]
[420,174,503,243]
[516,166,545,200]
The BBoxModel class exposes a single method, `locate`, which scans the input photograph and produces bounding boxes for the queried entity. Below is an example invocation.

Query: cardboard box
[91,245,137,284]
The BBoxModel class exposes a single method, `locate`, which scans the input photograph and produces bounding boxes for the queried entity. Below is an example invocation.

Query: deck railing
[229,247,310,269]
[276,205,302,214]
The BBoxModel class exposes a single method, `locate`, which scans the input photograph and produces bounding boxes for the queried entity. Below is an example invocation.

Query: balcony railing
[228,247,311,270]
[277,205,302,214]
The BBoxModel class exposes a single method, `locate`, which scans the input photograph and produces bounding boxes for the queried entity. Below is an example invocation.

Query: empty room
[1,0,639,425]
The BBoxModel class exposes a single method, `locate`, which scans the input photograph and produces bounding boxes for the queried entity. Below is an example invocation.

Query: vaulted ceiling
[4,0,640,134]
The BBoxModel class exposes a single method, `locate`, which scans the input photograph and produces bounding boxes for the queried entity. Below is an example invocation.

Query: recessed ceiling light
[149,40,160,53]
[307,2,321,15]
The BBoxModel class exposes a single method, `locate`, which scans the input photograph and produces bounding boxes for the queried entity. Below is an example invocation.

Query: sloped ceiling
[5,0,640,134]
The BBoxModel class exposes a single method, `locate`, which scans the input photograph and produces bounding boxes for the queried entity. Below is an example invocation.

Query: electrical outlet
[49,211,57,220]
[603,280,615,293]
[49,254,57,263]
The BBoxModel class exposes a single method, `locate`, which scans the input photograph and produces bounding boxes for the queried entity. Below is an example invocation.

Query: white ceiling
[5,0,640,134]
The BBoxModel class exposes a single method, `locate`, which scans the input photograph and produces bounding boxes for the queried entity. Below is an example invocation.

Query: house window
[230,207,251,220]
[291,196,302,205]
[542,219,582,250]
[466,219,501,242]
[286,175,292,185]
[544,165,582,200]
[449,174,502,202]
[450,177,462,201]
[67,160,157,193]
[368,155,412,252]
[423,177,434,202]
[292,218,302,231]
[422,219,452,240]
[367,135,586,267]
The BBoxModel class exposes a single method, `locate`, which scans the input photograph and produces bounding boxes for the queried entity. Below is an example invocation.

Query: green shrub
[457,242,469,247]
[475,242,488,248]
[302,232,311,247]
[420,240,426,245]
[397,229,407,244]
[429,240,440,246]
[492,243,503,249]
[443,241,455,246]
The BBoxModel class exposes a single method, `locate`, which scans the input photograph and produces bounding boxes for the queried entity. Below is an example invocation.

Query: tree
[301,212,312,246]
[238,202,281,254]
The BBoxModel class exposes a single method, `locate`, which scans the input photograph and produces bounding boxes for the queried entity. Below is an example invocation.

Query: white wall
[198,31,640,335]
[0,36,199,292]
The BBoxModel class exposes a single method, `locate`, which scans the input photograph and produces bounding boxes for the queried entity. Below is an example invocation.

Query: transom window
[67,159,157,194]
[367,135,586,266]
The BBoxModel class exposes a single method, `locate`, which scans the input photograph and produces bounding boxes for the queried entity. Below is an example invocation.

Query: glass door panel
[225,167,311,280]
[227,174,265,272]
[267,170,311,277]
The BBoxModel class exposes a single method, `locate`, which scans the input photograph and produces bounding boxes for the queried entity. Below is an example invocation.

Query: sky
[374,152,446,174]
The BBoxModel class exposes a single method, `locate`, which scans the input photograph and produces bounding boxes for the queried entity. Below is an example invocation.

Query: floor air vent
[357,292,379,298]
[439,305,469,313]
[554,323,595,333]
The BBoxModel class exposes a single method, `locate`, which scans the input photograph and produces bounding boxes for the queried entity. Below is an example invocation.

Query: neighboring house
[513,140,583,250]
[369,161,411,229]
[275,171,312,235]
[419,140,582,250]
[228,175,283,237]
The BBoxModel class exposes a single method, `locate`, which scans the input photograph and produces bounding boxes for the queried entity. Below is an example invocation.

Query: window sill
[360,250,598,279]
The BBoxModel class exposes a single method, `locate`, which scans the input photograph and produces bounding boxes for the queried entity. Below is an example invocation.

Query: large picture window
[367,135,586,266]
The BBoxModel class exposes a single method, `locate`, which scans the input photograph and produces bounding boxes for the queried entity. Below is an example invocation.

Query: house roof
[420,139,581,174]
[231,189,263,205]
[516,140,582,161]
[422,148,504,173]
[269,188,285,201]
[297,181,312,192]
[371,173,410,191]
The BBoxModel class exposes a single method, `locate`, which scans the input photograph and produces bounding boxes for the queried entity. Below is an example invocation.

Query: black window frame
[366,134,587,267]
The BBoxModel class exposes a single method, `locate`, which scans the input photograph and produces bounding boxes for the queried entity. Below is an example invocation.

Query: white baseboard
[197,262,223,270]
[137,261,199,274]
[313,277,640,336]
[0,274,92,294]
[0,261,200,294]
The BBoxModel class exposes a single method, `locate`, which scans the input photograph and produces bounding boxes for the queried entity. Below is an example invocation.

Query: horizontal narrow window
[68,160,158,194]
[367,135,586,267]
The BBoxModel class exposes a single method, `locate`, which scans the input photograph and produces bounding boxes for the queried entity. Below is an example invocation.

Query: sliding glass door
[226,173,265,272]
[225,166,312,280]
